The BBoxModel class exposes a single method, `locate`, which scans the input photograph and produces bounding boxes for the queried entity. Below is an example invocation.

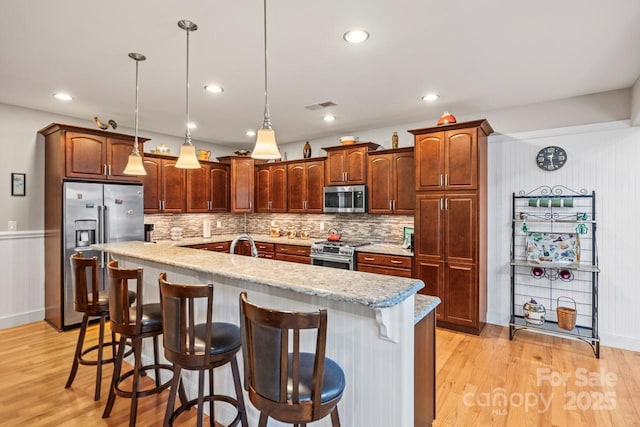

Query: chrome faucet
[230,234,259,258]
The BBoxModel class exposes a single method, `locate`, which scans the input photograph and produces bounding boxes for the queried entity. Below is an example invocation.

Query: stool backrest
[107,260,144,335]
[158,273,214,369]
[239,292,328,422]
[70,252,100,314]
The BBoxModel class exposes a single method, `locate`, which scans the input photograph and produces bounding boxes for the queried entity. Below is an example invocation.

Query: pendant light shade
[123,52,147,175]
[251,0,281,160]
[175,19,201,169]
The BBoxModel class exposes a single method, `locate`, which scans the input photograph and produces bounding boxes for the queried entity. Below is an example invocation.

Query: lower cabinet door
[414,257,444,319]
[443,262,477,327]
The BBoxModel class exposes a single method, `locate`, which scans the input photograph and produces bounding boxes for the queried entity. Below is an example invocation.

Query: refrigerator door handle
[97,205,104,244]
[103,205,110,243]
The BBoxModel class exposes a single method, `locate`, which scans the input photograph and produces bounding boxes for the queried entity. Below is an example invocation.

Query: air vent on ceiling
[304,101,338,111]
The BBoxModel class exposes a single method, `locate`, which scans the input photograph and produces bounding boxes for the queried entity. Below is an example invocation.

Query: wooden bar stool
[102,260,174,427]
[239,292,345,427]
[65,252,133,400]
[159,273,248,427]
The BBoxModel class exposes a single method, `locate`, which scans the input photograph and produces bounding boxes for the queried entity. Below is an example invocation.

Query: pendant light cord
[262,0,271,129]
[133,59,140,154]
[185,26,192,144]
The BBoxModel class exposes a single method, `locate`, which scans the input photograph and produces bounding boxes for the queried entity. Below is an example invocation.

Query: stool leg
[209,368,214,427]
[153,335,161,387]
[197,369,206,427]
[65,313,89,390]
[230,356,248,427]
[129,336,143,427]
[94,314,107,401]
[258,413,268,427]
[163,365,182,427]
[330,407,341,427]
[103,335,127,419]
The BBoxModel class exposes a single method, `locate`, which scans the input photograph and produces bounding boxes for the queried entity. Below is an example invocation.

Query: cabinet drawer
[256,242,275,252]
[357,264,413,278]
[186,242,230,252]
[275,244,311,256]
[275,253,310,264]
[357,252,412,269]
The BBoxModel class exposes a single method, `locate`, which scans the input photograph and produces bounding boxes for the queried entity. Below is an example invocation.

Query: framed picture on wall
[11,173,25,196]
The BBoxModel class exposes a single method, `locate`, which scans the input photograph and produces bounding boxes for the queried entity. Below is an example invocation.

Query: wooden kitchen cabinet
[367,147,415,214]
[255,163,287,212]
[412,120,492,191]
[255,242,275,259]
[322,142,380,186]
[186,241,230,253]
[287,158,325,213]
[186,162,230,212]
[356,252,413,277]
[410,119,492,335]
[275,243,311,264]
[140,154,185,213]
[218,156,259,213]
[38,123,149,183]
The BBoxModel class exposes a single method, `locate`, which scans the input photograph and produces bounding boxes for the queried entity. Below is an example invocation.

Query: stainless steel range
[310,240,370,270]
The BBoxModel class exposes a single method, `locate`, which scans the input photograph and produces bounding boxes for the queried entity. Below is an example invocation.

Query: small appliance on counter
[144,223,155,242]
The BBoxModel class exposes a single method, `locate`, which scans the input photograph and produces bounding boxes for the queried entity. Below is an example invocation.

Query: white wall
[487,120,640,352]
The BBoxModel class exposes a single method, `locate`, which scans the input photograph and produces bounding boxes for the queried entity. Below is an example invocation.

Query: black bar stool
[159,272,248,427]
[239,292,345,427]
[102,260,174,427]
[65,252,133,400]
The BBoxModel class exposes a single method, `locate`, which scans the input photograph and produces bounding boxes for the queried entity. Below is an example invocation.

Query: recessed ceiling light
[188,122,197,129]
[246,130,256,137]
[53,93,73,101]
[323,115,336,122]
[422,94,439,102]
[343,29,369,44]
[204,84,224,94]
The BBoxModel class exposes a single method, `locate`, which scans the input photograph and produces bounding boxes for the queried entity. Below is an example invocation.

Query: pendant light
[123,52,147,175]
[175,19,201,169]
[251,0,282,160]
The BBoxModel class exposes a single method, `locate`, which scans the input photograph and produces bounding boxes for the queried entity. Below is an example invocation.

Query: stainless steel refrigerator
[61,182,144,328]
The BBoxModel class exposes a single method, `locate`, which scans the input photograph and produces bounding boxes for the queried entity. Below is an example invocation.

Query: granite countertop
[414,294,441,324]
[162,235,412,256]
[94,241,424,309]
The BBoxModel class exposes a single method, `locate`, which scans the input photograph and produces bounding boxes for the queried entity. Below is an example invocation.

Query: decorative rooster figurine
[94,116,118,130]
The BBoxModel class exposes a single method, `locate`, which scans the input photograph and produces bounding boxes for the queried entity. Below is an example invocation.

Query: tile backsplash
[145,212,413,245]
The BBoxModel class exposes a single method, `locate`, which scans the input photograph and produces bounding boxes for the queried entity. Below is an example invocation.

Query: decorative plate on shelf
[525,232,580,267]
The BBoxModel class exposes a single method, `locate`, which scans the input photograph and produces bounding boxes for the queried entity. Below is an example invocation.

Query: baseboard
[0,309,44,330]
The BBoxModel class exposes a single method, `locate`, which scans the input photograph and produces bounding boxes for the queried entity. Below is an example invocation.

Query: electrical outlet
[319,222,325,231]
[8,221,17,231]
[216,220,222,228]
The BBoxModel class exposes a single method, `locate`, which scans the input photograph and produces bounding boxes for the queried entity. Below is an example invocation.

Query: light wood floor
[0,321,638,426]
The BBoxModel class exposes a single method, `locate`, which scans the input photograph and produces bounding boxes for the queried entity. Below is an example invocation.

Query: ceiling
[1,0,639,148]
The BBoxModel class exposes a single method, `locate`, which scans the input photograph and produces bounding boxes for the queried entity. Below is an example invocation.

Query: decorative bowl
[437,111,457,126]
[340,136,358,145]
[234,149,250,156]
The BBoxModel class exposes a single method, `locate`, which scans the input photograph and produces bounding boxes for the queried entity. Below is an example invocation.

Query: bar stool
[159,273,248,427]
[239,292,345,427]
[102,260,174,427]
[65,252,134,400]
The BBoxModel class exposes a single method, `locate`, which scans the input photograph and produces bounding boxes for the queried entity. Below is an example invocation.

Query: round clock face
[536,146,567,171]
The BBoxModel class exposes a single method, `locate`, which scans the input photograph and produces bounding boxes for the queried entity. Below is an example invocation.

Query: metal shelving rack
[509,185,600,358]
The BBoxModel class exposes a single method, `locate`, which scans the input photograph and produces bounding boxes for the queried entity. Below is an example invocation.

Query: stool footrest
[170,394,244,427]
[113,363,173,399]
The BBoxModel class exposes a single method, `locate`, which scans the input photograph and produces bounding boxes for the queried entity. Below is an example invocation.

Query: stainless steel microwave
[323,185,367,213]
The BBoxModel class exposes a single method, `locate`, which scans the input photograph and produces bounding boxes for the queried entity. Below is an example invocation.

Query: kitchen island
[94,241,438,426]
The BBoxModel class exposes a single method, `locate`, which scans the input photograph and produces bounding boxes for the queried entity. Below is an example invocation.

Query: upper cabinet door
[160,159,186,213]
[255,167,272,212]
[65,132,108,179]
[415,133,444,191]
[325,150,347,185]
[209,164,229,212]
[393,150,415,214]
[270,164,288,212]
[107,137,142,182]
[305,161,325,213]
[186,165,210,212]
[141,157,162,213]
[345,147,367,184]
[445,128,477,190]
[368,154,393,214]
[231,157,254,213]
[287,163,306,212]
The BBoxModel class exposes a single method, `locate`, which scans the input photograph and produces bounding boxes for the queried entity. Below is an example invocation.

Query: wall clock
[536,146,567,171]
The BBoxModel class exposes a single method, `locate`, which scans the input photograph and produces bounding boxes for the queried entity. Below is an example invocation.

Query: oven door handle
[311,254,353,264]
